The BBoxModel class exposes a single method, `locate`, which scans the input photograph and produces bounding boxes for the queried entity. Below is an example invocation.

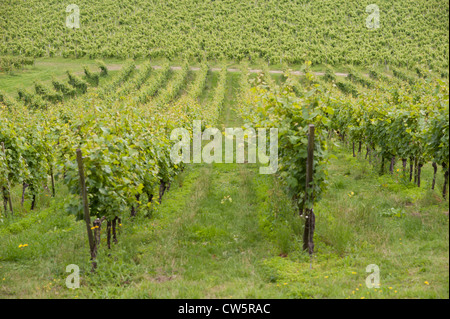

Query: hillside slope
[0,0,448,70]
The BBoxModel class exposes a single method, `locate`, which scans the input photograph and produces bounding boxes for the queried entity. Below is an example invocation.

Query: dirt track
[105,63,352,77]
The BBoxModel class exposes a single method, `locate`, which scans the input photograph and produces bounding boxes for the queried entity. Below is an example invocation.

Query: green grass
[1,142,447,298]
[0,57,124,95]
[0,62,448,299]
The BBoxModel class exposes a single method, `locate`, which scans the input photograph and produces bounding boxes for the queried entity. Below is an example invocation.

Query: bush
[96,60,108,77]
[52,79,77,97]
[67,71,88,93]
[34,82,63,103]
[83,66,100,86]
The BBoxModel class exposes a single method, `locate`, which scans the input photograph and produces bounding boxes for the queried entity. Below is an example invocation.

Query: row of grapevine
[52,79,77,97]
[347,66,376,89]
[239,64,331,254]
[237,62,448,255]
[209,66,228,119]
[83,66,100,86]
[0,91,19,110]
[34,82,63,103]
[0,56,34,73]
[116,61,154,96]
[101,60,136,95]
[8,61,107,110]
[239,64,330,215]
[0,60,229,268]
[138,62,171,104]
[153,62,190,107]
[17,89,46,109]
[326,72,449,197]
[187,63,209,100]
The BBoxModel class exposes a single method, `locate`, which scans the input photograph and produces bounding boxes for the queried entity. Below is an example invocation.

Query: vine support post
[50,166,55,197]
[107,220,112,249]
[2,191,6,217]
[30,195,36,210]
[417,163,424,187]
[414,157,418,185]
[380,157,385,175]
[431,162,437,190]
[112,217,119,244]
[159,180,166,204]
[76,149,96,271]
[443,164,449,199]
[302,124,316,257]
[409,157,414,182]
[402,159,407,177]
[389,157,395,174]
[1,142,12,216]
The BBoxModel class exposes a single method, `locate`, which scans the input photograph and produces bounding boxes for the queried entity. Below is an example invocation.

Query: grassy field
[0,57,125,94]
[0,66,447,299]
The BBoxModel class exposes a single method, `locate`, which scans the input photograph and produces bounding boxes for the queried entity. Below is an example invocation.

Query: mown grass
[0,57,126,95]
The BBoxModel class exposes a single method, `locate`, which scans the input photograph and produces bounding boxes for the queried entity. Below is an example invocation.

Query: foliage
[0,1,448,71]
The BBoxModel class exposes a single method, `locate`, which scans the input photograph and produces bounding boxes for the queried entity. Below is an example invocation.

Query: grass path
[122,71,287,298]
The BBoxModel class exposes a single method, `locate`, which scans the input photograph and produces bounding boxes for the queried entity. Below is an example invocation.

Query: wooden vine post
[443,163,449,199]
[302,124,316,256]
[1,142,13,216]
[76,149,97,271]
[50,165,55,197]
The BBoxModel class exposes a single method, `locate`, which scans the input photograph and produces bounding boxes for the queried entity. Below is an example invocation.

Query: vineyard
[0,0,448,301]
[1,0,449,72]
